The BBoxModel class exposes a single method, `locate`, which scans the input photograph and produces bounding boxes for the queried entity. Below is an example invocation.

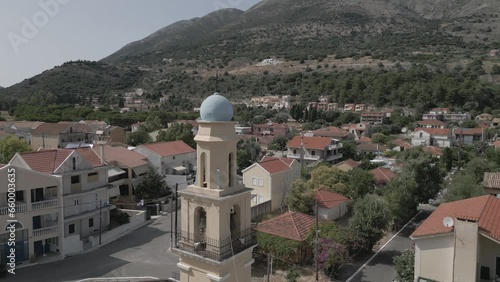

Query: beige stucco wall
[0,165,64,261]
[318,202,347,221]
[243,165,270,206]
[477,234,500,281]
[453,220,478,282]
[414,234,454,282]
[31,134,59,150]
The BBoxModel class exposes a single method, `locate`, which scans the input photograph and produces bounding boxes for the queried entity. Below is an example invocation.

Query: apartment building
[31,122,93,150]
[0,165,63,264]
[287,136,343,167]
[9,148,113,254]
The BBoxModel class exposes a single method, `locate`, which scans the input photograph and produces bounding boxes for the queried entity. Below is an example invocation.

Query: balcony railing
[0,203,27,215]
[173,228,256,262]
[328,144,343,150]
[33,225,59,238]
[287,154,321,161]
[31,199,59,211]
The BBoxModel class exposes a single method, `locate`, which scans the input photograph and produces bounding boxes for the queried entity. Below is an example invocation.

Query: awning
[108,167,126,177]
[173,166,187,172]
[132,166,148,176]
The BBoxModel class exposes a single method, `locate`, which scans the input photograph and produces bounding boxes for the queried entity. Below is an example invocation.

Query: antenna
[215,71,219,93]
[443,217,454,228]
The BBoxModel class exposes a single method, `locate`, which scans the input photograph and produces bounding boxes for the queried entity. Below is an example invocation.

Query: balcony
[325,153,343,162]
[33,225,59,238]
[328,143,343,150]
[0,203,27,216]
[287,154,321,161]
[31,199,59,211]
[173,228,256,262]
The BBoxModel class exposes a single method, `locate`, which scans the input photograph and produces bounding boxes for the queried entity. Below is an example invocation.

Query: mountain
[103,8,244,64]
[0,61,143,105]
[2,0,500,107]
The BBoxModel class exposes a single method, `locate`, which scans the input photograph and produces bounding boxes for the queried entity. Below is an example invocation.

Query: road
[4,214,180,282]
[339,211,431,282]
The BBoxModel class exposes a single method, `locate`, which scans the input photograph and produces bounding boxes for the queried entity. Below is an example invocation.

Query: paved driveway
[4,215,179,282]
[340,211,431,282]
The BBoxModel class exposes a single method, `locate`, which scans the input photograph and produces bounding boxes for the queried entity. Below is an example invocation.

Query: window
[88,172,99,182]
[419,133,423,138]
[69,224,75,234]
[311,150,316,156]
[258,178,264,187]
[74,199,79,205]
[172,156,176,160]
[72,157,77,170]
[89,218,94,228]
[252,177,258,186]
[293,149,297,154]
[71,175,80,184]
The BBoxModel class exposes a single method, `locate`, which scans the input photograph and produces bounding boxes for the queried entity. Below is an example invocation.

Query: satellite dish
[443,217,454,228]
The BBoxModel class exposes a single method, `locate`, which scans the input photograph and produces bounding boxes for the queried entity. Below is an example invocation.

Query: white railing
[31,199,59,211]
[328,144,343,150]
[287,154,321,160]
[33,225,59,238]
[0,203,27,215]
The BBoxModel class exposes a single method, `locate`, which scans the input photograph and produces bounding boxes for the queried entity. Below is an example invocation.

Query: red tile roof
[18,150,73,174]
[417,120,446,126]
[315,189,349,209]
[336,159,360,169]
[32,122,92,135]
[261,156,294,166]
[258,157,293,174]
[308,127,350,138]
[97,145,149,168]
[141,141,195,157]
[419,128,451,135]
[411,195,500,241]
[392,139,412,148]
[256,212,322,242]
[288,136,333,150]
[422,146,444,157]
[453,128,484,135]
[483,172,500,189]
[358,136,372,143]
[370,167,396,185]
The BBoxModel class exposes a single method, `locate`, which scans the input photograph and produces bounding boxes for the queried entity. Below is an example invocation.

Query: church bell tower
[172,93,256,282]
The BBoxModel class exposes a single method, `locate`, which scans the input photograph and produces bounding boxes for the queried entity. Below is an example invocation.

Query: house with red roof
[411,195,500,282]
[8,148,114,256]
[256,211,324,262]
[31,122,93,150]
[411,128,452,148]
[133,141,196,189]
[252,122,291,138]
[315,189,349,220]
[0,165,65,263]
[335,159,360,172]
[287,136,343,167]
[453,127,485,145]
[370,167,396,186]
[93,145,149,197]
[242,156,300,211]
[416,119,446,129]
[391,139,413,152]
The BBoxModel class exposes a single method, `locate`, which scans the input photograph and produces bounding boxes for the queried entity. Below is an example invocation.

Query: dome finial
[200,92,233,122]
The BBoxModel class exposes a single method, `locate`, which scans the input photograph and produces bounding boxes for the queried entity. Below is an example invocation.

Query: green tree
[268,136,289,151]
[394,249,415,282]
[140,115,163,133]
[349,194,390,252]
[126,130,153,146]
[0,136,32,163]
[237,138,261,172]
[346,168,375,200]
[442,147,453,171]
[288,180,314,214]
[384,173,419,226]
[404,157,443,204]
[308,166,349,195]
[444,172,486,202]
[492,65,500,75]
[371,133,388,144]
[156,123,196,148]
[460,120,478,128]
[134,167,172,201]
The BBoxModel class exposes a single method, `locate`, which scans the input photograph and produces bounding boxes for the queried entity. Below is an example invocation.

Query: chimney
[100,144,105,165]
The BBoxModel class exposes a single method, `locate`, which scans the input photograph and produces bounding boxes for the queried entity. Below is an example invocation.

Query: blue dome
[200,93,233,122]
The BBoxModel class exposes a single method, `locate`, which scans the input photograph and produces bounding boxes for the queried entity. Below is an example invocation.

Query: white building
[411,128,452,148]
[9,147,113,255]
[133,141,196,190]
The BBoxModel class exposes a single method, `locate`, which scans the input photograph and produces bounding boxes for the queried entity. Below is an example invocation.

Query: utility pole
[174,183,178,246]
[315,200,319,282]
[170,195,173,249]
[266,254,271,282]
[99,200,102,245]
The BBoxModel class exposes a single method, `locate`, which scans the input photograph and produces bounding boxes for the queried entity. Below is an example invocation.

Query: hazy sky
[0,0,261,87]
